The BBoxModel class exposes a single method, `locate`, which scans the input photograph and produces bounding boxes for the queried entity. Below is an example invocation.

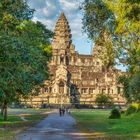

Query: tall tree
[0,0,53,120]
[82,0,140,101]
[105,0,140,73]
[82,0,116,69]
[106,0,140,101]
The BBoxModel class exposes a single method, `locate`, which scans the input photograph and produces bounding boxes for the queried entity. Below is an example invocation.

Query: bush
[109,108,121,119]
[95,93,113,106]
[126,103,140,115]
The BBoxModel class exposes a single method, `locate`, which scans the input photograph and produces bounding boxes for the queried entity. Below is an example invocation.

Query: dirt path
[16,110,86,140]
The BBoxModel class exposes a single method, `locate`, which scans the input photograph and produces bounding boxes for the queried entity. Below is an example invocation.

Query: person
[67,108,70,114]
[62,108,65,116]
[59,108,62,117]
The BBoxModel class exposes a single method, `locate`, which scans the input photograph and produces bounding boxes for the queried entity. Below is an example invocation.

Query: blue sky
[27,0,126,71]
[27,0,92,54]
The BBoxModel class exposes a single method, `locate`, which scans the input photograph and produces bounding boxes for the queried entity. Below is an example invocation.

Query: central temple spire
[52,12,72,48]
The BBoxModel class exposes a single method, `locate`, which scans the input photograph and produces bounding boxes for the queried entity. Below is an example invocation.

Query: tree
[82,0,116,70]
[119,72,140,102]
[82,0,140,101]
[0,0,53,120]
[96,31,116,70]
[95,93,113,107]
[105,0,140,73]
[105,0,140,101]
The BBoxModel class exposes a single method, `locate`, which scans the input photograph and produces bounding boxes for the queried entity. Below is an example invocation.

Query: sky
[27,0,93,54]
[27,0,126,71]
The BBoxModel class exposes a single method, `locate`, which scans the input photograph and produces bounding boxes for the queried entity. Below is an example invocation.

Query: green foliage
[82,0,116,69]
[82,0,115,40]
[95,93,113,106]
[82,0,140,102]
[96,31,116,69]
[119,72,140,101]
[73,110,140,139]
[0,0,53,120]
[0,109,48,139]
[0,0,34,20]
[109,108,121,119]
[126,103,140,115]
[106,0,140,74]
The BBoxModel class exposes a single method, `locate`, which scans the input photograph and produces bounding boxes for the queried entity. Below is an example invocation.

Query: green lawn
[72,109,140,140]
[0,108,50,140]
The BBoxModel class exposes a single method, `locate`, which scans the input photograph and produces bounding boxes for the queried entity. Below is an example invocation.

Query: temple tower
[51,12,72,66]
[52,12,72,49]
[49,12,72,105]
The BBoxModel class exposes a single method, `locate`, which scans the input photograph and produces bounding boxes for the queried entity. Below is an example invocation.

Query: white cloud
[27,0,92,54]
[59,0,80,13]
[27,0,83,32]
[27,0,46,9]
[43,0,60,18]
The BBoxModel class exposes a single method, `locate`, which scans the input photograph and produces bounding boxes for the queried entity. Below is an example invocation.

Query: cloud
[27,0,46,9]
[27,0,83,34]
[43,0,60,18]
[59,0,80,13]
[27,0,92,54]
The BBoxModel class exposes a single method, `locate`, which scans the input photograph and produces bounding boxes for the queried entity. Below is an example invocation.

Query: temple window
[108,88,110,94]
[81,88,87,93]
[45,88,48,93]
[49,87,52,92]
[60,56,64,64]
[66,56,69,65]
[89,88,95,94]
[117,87,121,94]
[96,62,99,65]
[59,81,64,93]
[112,89,113,94]
[95,78,99,83]
[102,89,106,93]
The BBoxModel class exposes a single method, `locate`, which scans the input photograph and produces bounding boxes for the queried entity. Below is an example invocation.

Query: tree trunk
[3,101,8,121]
[1,103,4,116]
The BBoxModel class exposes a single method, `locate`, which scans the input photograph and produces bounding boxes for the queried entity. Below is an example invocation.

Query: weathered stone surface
[22,13,126,108]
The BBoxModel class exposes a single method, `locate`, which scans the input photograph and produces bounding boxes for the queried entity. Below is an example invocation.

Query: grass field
[0,108,50,140]
[72,109,140,140]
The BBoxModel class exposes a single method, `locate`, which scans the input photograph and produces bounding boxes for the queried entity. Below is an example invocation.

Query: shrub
[109,108,121,119]
[95,93,113,106]
[126,103,140,115]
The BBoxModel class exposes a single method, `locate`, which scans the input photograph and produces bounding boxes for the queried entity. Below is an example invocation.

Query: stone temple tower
[52,12,72,50]
[49,12,72,105]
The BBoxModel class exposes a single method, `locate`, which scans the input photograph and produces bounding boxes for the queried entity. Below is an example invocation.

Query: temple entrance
[59,81,64,94]
[58,81,65,106]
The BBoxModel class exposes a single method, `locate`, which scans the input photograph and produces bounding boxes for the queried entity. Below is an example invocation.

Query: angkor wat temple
[22,13,125,108]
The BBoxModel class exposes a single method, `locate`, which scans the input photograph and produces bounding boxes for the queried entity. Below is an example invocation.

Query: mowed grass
[0,108,50,140]
[72,109,140,140]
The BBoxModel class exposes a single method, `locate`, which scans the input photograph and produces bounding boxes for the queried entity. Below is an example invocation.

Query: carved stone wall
[22,13,126,108]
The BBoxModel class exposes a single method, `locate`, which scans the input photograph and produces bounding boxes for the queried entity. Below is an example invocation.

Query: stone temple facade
[23,13,125,108]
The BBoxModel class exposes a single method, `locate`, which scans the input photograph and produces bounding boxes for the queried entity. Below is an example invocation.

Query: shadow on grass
[0,112,48,140]
[72,109,140,140]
